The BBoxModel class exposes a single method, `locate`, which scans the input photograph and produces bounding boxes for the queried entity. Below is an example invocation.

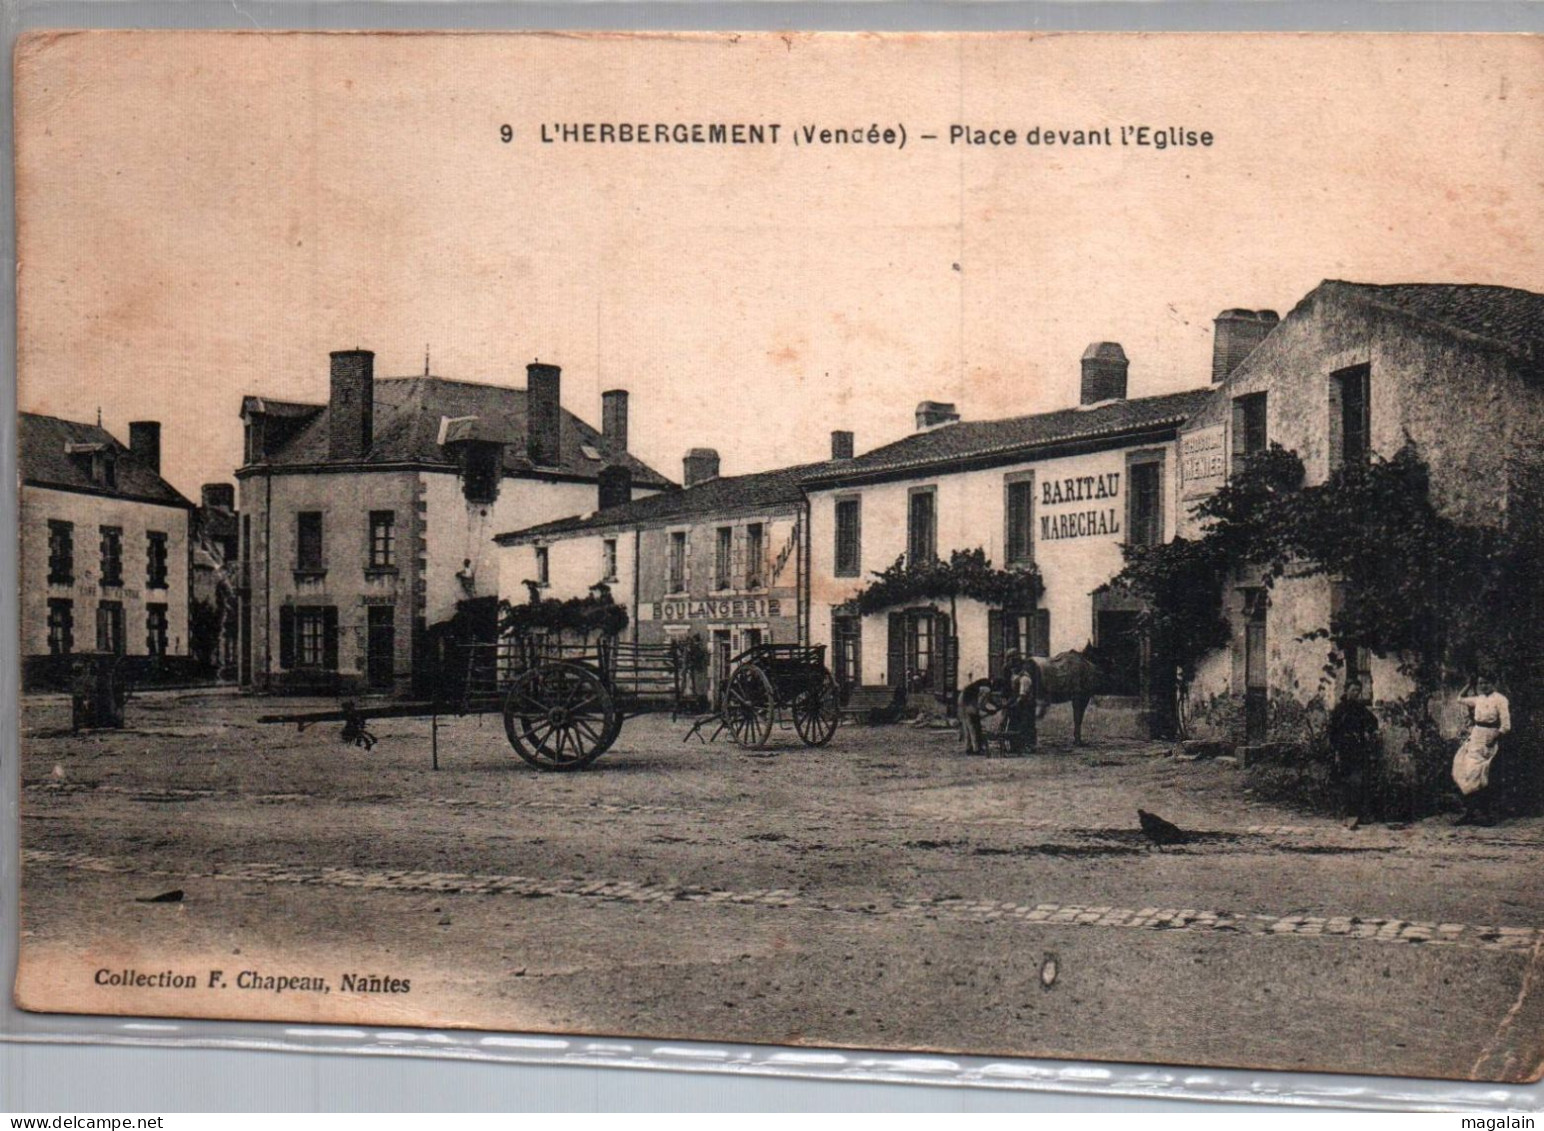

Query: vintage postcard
[13,30,1544,1082]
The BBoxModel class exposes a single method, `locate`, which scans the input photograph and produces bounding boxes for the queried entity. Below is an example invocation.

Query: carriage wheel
[792,671,841,747]
[722,664,775,749]
[502,662,617,771]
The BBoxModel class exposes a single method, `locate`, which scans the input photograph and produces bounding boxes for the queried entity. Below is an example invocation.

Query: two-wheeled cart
[709,643,841,749]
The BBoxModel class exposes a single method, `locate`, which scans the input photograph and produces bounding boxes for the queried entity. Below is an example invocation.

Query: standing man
[1328,678,1380,829]
[1453,674,1512,826]
[1002,651,1039,755]
[959,676,999,755]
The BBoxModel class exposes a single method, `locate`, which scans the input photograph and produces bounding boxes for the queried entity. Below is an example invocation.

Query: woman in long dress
[1453,675,1511,825]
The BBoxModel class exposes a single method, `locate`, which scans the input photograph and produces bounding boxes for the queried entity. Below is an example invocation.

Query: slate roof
[244,376,674,489]
[801,387,1216,488]
[1327,281,1544,361]
[19,412,193,508]
[497,460,834,543]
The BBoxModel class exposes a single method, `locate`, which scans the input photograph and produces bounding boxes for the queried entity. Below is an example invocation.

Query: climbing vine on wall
[1115,442,1527,700]
[851,548,1043,617]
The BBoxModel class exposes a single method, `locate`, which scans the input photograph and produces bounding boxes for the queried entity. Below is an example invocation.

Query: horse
[1029,645,1107,746]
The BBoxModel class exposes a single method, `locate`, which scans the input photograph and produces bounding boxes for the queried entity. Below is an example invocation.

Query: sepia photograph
[11,29,1544,1084]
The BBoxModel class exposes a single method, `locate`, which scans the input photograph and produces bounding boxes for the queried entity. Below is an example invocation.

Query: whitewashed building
[803,345,1217,727]
[237,352,674,695]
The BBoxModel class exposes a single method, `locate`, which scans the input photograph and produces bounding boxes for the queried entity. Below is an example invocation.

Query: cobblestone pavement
[15,693,1544,1082]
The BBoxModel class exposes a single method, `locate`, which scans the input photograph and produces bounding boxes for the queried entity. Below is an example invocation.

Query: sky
[15,31,1544,500]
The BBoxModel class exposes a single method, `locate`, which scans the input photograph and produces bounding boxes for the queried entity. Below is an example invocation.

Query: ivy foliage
[499,581,630,638]
[851,547,1044,617]
[1115,442,1521,695]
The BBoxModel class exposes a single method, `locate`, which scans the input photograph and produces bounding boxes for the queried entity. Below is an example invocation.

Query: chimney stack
[601,389,629,453]
[831,430,855,460]
[598,464,633,510]
[328,350,375,461]
[915,401,960,431]
[683,447,721,488]
[128,421,162,475]
[201,482,235,511]
[526,362,562,467]
[1211,309,1280,383]
[1080,342,1129,405]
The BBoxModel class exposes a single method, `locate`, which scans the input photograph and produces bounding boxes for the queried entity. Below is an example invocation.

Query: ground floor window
[832,613,861,689]
[145,603,169,658]
[887,608,950,692]
[47,598,73,655]
[989,607,1051,677]
[712,628,733,691]
[96,601,125,656]
[279,605,339,670]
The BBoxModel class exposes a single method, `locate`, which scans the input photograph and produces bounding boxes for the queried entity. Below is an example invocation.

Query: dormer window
[456,441,502,505]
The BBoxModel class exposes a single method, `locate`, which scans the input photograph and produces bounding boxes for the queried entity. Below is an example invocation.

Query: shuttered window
[835,498,861,577]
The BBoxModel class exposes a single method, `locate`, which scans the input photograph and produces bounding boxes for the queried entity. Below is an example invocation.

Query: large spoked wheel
[722,663,776,749]
[792,671,841,747]
[502,661,618,771]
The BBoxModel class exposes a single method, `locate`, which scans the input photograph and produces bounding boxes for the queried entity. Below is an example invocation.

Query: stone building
[19,412,194,688]
[236,351,673,695]
[496,442,843,703]
[803,345,1216,728]
[1178,281,1544,742]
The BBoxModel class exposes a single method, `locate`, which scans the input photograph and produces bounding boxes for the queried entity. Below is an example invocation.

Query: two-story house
[19,413,194,689]
[237,350,674,696]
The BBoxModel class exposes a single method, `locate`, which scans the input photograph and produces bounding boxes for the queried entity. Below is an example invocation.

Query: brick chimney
[328,350,375,461]
[1212,309,1280,383]
[201,482,235,511]
[1080,342,1128,404]
[526,362,562,467]
[915,401,960,431]
[601,389,629,453]
[128,421,161,474]
[598,464,633,510]
[831,430,855,460]
[683,448,720,488]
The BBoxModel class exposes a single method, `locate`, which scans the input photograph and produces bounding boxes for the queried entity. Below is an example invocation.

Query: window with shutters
[296,607,328,668]
[714,526,733,590]
[368,511,396,569]
[668,531,687,594]
[47,520,74,585]
[1004,473,1035,566]
[47,599,73,655]
[97,526,124,588]
[989,607,1052,679]
[146,532,169,589]
[1231,392,1268,476]
[296,512,324,573]
[832,613,861,688]
[1126,453,1164,548]
[145,603,169,658]
[745,523,764,589]
[907,487,937,565]
[834,497,861,577]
